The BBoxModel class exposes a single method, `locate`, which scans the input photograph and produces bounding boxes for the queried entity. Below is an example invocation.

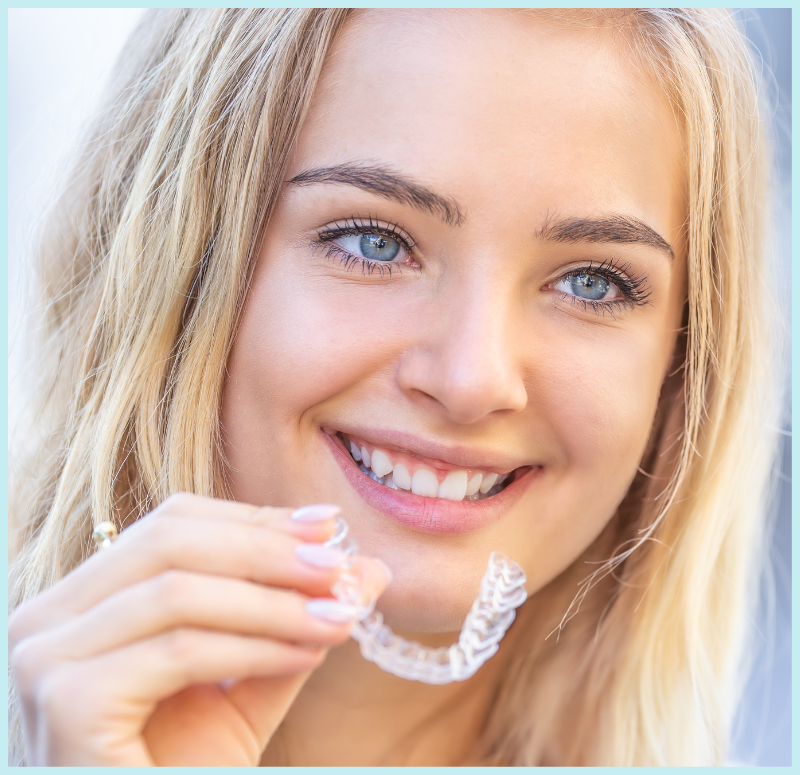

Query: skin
[224,9,686,765]
[226,9,687,631]
[9,9,687,767]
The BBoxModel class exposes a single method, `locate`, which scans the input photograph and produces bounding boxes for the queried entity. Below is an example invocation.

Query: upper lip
[324,426,535,474]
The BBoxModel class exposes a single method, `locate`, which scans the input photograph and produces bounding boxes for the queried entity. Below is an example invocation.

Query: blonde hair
[9,8,782,766]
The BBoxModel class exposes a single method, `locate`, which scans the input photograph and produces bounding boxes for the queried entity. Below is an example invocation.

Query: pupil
[360,233,400,261]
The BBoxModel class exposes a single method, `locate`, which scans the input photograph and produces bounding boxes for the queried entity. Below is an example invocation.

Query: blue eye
[570,273,609,300]
[554,272,619,302]
[359,233,400,261]
[332,232,404,262]
[549,260,651,311]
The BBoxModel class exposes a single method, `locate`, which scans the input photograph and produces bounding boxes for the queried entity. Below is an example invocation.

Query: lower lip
[323,431,541,535]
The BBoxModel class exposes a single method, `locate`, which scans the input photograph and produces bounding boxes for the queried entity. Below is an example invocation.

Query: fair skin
[9,10,686,766]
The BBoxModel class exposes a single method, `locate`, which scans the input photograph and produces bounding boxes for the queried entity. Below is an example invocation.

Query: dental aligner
[324,517,528,684]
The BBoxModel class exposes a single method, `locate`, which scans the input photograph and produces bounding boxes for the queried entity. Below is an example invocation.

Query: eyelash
[312,216,417,277]
[554,258,652,316]
[312,220,652,313]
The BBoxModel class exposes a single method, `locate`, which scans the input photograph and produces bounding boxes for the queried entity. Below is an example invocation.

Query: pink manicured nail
[305,598,359,623]
[290,504,341,522]
[295,543,347,569]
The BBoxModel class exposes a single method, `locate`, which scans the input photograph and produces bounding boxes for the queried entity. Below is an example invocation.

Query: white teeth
[392,463,412,490]
[411,468,439,498]
[370,448,393,478]
[345,435,513,500]
[438,470,468,501]
[465,473,483,497]
[479,472,499,494]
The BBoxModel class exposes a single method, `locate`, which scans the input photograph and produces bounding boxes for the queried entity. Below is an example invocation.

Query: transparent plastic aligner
[324,517,527,684]
[324,517,377,620]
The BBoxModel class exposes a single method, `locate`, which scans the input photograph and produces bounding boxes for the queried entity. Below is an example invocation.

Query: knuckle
[134,511,177,549]
[241,505,274,525]
[9,637,45,697]
[11,635,69,712]
[159,627,199,663]
[36,665,83,718]
[8,602,36,649]
[150,570,193,614]
[256,529,294,558]
[158,491,200,518]
[284,588,307,609]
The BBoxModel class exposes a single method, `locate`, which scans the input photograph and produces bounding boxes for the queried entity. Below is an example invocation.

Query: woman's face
[221,10,686,632]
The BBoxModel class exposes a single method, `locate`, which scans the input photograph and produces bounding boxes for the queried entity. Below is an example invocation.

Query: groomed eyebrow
[535,213,674,258]
[287,163,466,227]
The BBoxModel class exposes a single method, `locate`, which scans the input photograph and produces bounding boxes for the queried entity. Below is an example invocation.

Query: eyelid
[310,215,421,276]
[551,259,627,282]
[548,258,652,308]
[316,216,418,252]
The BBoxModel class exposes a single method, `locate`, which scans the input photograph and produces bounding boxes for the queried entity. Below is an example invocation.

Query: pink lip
[322,425,528,472]
[323,430,542,535]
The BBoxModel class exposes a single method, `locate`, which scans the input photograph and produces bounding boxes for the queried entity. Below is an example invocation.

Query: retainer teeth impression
[324,516,528,684]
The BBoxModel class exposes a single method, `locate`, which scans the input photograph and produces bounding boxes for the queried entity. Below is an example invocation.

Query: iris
[360,234,400,261]
[570,273,609,300]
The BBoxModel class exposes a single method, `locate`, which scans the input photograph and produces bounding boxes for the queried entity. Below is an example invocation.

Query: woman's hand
[8,493,390,766]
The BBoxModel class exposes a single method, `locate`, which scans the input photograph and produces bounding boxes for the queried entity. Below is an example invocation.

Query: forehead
[292,9,685,236]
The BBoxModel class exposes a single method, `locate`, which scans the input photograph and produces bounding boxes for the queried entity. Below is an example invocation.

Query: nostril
[397,347,528,424]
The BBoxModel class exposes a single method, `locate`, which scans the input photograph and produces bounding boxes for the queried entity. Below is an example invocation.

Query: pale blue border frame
[2,4,794,772]
[791,4,797,773]
[3,4,9,771]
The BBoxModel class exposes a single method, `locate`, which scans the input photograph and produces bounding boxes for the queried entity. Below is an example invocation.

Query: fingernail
[305,598,359,623]
[295,543,347,569]
[290,504,341,522]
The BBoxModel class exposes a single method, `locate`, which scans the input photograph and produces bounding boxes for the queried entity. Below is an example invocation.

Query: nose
[396,285,528,424]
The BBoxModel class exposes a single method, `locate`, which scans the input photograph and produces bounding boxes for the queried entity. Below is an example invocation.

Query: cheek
[537,321,667,489]
[508,320,672,592]
[221,262,374,503]
[225,263,404,433]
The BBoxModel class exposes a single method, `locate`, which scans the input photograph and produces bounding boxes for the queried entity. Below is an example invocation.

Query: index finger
[9,498,346,644]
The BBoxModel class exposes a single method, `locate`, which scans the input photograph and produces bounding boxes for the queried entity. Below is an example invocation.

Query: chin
[361,544,494,635]
[376,584,472,636]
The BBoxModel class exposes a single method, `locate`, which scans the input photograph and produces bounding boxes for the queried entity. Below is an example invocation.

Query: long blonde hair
[9,9,782,766]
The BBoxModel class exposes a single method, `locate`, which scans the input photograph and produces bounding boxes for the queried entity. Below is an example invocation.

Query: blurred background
[7,9,791,765]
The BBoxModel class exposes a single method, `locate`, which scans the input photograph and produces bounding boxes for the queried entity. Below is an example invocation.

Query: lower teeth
[356,461,510,500]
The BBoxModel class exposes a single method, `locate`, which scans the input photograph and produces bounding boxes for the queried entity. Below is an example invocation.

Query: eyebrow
[287,163,466,227]
[535,212,674,258]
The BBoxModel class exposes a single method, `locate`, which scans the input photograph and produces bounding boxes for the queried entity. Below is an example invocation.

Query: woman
[8,8,782,766]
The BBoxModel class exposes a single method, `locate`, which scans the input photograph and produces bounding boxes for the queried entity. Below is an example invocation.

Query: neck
[261,629,509,766]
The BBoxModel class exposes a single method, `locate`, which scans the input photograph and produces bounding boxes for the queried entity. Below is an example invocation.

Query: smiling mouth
[337,432,522,503]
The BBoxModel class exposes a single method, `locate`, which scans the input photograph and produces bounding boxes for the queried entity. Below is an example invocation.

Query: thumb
[222,665,323,760]
[349,555,393,603]
[222,556,392,760]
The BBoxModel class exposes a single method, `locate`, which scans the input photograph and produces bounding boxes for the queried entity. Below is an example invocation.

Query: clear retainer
[324,517,528,684]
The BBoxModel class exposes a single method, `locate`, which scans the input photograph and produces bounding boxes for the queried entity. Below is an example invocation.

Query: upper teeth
[345,436,511,501]
[370,448,393,478]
